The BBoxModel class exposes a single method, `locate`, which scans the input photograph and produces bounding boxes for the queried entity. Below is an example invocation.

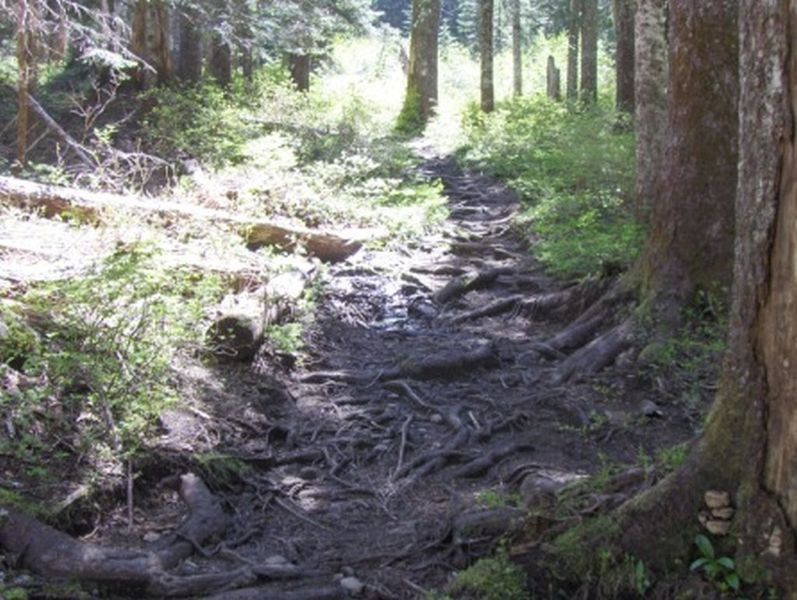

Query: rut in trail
[185,150,700,599]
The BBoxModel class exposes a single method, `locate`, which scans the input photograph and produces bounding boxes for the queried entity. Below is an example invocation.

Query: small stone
[264,555,289,566]
[143,531,160,543]
[704,490,731,509]
[340,576,365,596]
[639,400,664,418]
[705,520,731,536]
[519,475,562,509]
[430,414,444,424]
[341,566,355,577]
[711,507,734,520]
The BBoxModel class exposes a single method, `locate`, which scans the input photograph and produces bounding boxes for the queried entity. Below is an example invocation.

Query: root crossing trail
[147,150,700,599]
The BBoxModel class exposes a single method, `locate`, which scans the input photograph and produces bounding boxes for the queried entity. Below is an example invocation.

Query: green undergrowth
[641,290,728,420]
[428,547,529,600]
[0,246,224,492]
[459,96,641,279]
[141,45,447,242]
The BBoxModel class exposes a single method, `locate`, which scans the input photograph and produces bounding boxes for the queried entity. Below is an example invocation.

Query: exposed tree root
[0,473,248,596]
[449,295,524,324]
[434,267,513,304]
[387,341,500,381]
[553,317,635,384]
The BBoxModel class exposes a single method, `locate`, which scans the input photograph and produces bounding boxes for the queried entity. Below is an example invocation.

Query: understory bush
[2,247,223,483]
[460,96,641,278]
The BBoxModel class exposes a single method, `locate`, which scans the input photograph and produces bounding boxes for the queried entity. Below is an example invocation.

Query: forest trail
[142,146,700,599]
[0,146,701,599]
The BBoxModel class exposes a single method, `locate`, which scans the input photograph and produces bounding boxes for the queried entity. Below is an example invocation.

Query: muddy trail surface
[110,150,700,599]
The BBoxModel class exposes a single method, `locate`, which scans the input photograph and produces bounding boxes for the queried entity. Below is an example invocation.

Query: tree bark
[546,56,561,101]
[131,0,173,88]
[511,0,521,96]
[209,32,232,88]
[176,5,202,84]
[553,0,738,382]
[639,0,738,319]
[615,2,797,586]
[398,0,441,130]
[16,0,31,166]
[566,0,580,101]
[611,0,636,113]
[633,0,667,222]
[479,0,494,112]
[288,54,311,92]
[579,0,598,104]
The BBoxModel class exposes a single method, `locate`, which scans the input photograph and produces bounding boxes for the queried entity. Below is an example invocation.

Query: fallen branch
[0,176,376,263]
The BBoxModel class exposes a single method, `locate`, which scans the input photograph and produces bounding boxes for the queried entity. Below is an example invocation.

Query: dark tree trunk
[551,0,738,383]
[398,0,441,131]
[546,56,561,101]
[634,0,667,221]
[209,33,232,88]
[131,0,173,88]
[176,5,202,84]
[639,0,738,319]
[16,0,31,166]
[566,0,580,101]
[579,0,597,103]
[288,54,311,92]
[511,0,521,96]
[612,0,635,113]
[479,0,494,112]
[610,2,797,588]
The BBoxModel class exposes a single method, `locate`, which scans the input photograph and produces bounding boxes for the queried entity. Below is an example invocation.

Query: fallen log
[0,176,375,262]
[206,271,309,361]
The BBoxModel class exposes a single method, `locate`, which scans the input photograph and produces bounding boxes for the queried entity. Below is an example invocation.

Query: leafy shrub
[12,247,223,468]
[452,548,528,600]
[142,82,254,167]
[461,96,641,278]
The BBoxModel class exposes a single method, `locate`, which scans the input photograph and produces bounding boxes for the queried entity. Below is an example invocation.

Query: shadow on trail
[172,151,704,599]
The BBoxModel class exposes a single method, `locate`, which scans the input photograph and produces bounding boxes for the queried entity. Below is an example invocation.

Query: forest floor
[0,143,710,599]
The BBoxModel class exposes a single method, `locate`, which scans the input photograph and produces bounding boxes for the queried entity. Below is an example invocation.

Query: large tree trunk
[579,0,598,104]
[479,0,494,112]
[566,0,580,101]
[209,32,232,88]
[615,1,797,586]
[398,0,441,131]
[131,0,173,88]
[611,0,635,113]
[511,0,521,96]
[638,0,738,319]
[176,5,202,84]
[552,0,738,383]
[633,0,667,221]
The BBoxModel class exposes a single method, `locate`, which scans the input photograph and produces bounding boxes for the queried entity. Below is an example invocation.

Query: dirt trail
[0,148,703,598]
[162,149,702,599]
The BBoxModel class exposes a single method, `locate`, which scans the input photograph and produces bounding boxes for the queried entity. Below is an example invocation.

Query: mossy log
[0,176,374,263]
